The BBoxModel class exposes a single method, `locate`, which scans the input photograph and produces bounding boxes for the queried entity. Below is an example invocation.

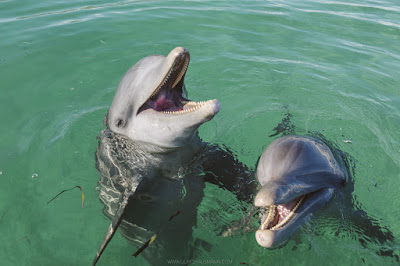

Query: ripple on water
[1,0,400,264]
[199,184,253,237]
[47,106,107,146]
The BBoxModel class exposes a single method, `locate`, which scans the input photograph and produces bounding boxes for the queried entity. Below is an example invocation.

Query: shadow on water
[202,111,398,262]
[263,112,398,262]
[269,112,296,137]
[311,131,399,262]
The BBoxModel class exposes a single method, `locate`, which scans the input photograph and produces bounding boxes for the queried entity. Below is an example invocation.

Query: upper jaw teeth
[150,57,190,99]
[260,195,305,231]
[172,57,189,88]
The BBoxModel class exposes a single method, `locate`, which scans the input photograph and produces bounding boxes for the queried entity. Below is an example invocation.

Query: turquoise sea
[1,0,399,265]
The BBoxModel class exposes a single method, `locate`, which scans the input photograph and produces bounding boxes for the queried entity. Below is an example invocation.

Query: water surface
[1,0,400,265]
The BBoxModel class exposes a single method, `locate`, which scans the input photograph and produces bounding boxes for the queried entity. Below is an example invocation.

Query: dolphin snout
[169,47,189,58]
[210,99,220,116]
[254,184,278,207]
[255,230,275,248]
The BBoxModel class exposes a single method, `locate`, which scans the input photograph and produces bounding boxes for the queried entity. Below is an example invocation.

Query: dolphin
[254,135,347,248]
[93,47,220,265]
[107,47,220,148]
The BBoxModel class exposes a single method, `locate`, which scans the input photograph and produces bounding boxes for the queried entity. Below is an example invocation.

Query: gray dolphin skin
[93,47,220,265]
[107,47,220,148]
[254,136,347,248]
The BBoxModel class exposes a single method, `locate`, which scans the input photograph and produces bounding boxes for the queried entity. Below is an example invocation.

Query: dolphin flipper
[202,145,256,203]
[92,190,134,266]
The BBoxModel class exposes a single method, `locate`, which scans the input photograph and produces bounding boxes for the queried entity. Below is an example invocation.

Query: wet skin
[254,136,347,248]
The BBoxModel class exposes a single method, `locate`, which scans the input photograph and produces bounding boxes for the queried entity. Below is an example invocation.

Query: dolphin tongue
[153,94,175,111]
[262,196,303,230]
[276,199,298,224]
[148,90,184,112]
[153,91,181,111]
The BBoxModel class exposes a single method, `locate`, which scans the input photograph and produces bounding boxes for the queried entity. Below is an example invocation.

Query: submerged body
[93,47,220,265]
[96,129,206,264]
[254,136,347,248]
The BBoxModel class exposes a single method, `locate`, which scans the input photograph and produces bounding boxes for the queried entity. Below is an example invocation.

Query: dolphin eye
[116,119,124,128]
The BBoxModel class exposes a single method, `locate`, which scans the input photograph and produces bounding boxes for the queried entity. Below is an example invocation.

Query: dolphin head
[254,136,346,248]
[107,47,220,148]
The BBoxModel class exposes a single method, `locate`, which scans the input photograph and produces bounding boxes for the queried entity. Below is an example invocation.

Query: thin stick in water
[132,210,181,258]
[0,208,9,223]
[47,185,85,208]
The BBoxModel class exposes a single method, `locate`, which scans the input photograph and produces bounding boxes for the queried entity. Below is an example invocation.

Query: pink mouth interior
[267,196,301,229]
[140,88,186,112]
[137,59,189,114]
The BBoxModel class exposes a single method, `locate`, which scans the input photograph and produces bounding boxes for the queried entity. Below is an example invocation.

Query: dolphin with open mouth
[254,135,347,248]
[107,46,220,147]
[93,47,220,265]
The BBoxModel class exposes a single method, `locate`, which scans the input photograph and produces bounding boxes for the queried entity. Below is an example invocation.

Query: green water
[1,0,400,265]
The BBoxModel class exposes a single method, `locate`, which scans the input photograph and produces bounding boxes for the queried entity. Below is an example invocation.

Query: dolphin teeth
[182,101,201,106]
[260,205,276,230]
[150,67,174,99]
[151,56,190,99]
[161,100,208,115]
[270,195,306,231]
[172,57,189,88]
[260,195,306,231]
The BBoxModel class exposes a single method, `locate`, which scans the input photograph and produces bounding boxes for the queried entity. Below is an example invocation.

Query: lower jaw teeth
[181,100,207,105]
[260,205,276,230]
[260,195,305,231]
[162,101,205,114]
